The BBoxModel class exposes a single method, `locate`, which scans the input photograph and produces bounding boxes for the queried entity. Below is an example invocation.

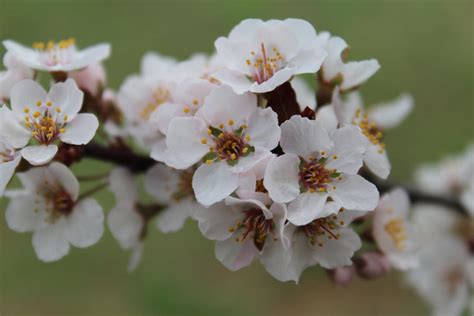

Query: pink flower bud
[69,62,106,96]
[354,252,391,279]
[327,265,355,286]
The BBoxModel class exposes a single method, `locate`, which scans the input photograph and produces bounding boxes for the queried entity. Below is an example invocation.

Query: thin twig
[81,142,468,216]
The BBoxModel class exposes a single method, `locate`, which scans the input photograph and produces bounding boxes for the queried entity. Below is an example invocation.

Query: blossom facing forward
[0,79,99,165]
[165,85,280,206]
[214,18,327,94]
[264,115,379,225]
[262,202,364,283]
[4,162,104,262]
[195,196,287,275]
[3,38,110,72]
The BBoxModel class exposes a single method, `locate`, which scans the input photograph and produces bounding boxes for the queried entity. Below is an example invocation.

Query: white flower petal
[229,147,271,174]
[0,106,31,148]
[21,144,58,166]
[48,162,80,200]
[156,199,194,233]
[47,79,84,119]
[32,220,70,262]
[330,174,379,211]
[166,117,209,169]
[107,207,143,250]
[287,191,328,225]
[5,194,41,232]
[363,144,391,179]
[109,167,137,206]
[0,154,21,196]
[249,67,294,93]
[144,163,180,203]
[369,94,414,129]
[200,85,256,127]
[246,107,280,150]
[60,113,98,145]
[312,227,361,269]
[10,79,47,114]
[339,59,380,91]
[128,242,144,272]
[195,202,241,241]
[212,69,252,95]
[192,162,239,206]
[280,115,331,157]
[65,198,104,248]
[314,105,338,131]
[291,77,316,110]
[215,237,258,271]
[264,153,300,203]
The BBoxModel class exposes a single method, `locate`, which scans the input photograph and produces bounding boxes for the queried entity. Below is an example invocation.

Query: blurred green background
[1,0,473,315]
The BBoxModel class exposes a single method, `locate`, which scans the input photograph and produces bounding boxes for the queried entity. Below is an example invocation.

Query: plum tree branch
[81,142,469,216]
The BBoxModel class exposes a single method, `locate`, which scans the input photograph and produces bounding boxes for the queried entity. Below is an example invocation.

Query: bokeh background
[1,0,473,315]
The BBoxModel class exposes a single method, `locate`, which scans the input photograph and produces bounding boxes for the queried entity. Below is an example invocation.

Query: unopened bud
[354,252,391,280]
[327,265,355,286]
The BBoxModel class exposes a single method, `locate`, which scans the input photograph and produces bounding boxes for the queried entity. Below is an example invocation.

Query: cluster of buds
[0,18,472,315]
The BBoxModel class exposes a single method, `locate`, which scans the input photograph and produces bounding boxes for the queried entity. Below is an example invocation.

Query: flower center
[201,123,254,166]
[299,157,339,193]
[37,181,75,223]
[229,208,275,251]
[245,43,285,84]
[32,38,76,66]
[23,103,67,145]
[384,217,407,250]
[354,109,385,152]
[140,86,170,121]
[171,169,195,201]
[301,215,342,247]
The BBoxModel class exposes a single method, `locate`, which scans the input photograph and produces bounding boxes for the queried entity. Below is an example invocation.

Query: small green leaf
[318,157,327,164]
[227,159,239,166]
[330,172,342,178]
[202,151,218,163]
[234,126,244,137]
[209,126,222,138]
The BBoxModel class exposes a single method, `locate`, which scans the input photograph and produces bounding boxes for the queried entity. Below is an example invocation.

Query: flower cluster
[1,18,472,310]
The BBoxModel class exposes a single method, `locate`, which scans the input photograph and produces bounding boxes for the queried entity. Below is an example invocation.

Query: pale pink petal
[192,162,239,206]
[264,153,300,203]
[65,198,104,247]
[21,144,58,166]
[60,113,98,145]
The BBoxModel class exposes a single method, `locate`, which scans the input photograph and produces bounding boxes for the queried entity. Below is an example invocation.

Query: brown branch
[82,142,155,172]
[81,143,468,216]
[367,175,468,216]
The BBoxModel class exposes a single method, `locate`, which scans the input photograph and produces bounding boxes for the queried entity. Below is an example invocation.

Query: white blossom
[333,91,414,179]
[3,38,110,72]
[195,196,287,277]
[144,164,200,233]
[214,18,327,94]
[0,79,99,165]
[373,188,419,270]
[4,162,104,262]
[262,202,363,283]
[415,145,474,216]
[264,115,379,225]
[406,204,473,316]
[165,85,280,206]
